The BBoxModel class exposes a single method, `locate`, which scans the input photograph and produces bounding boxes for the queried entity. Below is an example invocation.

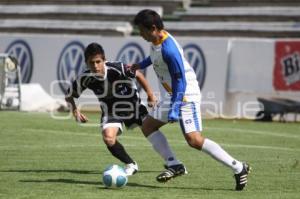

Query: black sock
[107,140,134,164]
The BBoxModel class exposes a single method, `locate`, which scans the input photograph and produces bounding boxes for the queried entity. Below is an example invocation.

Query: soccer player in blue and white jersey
[65,42,183,177]
[131,9,251,190]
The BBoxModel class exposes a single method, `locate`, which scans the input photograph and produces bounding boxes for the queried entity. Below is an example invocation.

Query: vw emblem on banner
[57,41,85,94]
[116,42,145,64]
[5,40,33,83]
[116,42,146,92]
[183,44,206,89]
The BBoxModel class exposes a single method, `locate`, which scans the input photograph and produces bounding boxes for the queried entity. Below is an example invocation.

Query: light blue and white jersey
[139,32,201,105]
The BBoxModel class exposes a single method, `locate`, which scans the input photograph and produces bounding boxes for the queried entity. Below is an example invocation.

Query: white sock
[202,138,243,174]
[147,130,181,166]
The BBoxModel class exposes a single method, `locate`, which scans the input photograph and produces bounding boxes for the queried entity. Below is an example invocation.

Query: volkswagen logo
[116,42,145,64]
[5,40,33,83]
[183,44,206,89]
[57,41,85,94]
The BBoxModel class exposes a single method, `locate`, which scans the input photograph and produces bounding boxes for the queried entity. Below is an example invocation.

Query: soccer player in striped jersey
[65,42,183,176]
[131,9,250,190]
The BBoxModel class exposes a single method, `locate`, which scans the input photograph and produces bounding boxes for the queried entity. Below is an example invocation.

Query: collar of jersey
[102,62,108,79]
[152,30,168,46]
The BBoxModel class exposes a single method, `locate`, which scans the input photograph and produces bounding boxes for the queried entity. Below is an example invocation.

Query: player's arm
[65,76,88,123]
[130,56,152,72]
[135,71,157,107]
[65,95,88,123]
[162,45,187,122]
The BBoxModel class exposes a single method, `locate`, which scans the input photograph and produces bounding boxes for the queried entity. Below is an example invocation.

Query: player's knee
[185,132,204,150]
[186,139,201,149]
[141,126,154,136]
[141,116,164,137]
[102,136,116,147]
[141,121,158,136]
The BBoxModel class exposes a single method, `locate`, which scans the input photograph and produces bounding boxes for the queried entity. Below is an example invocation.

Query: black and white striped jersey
[67,61,147,126]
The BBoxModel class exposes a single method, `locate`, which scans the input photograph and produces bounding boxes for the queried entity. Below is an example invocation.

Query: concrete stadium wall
[0,33,299,118]
[226,38,300,119]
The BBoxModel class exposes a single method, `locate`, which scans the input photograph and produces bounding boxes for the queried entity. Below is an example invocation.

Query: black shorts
[101,103,148,132]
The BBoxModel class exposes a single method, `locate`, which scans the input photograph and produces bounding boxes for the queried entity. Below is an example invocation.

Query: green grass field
[0,111,299,199]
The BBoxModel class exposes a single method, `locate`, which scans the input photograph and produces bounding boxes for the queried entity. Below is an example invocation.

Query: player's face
[138,25,157,43]
[87,54,105,75]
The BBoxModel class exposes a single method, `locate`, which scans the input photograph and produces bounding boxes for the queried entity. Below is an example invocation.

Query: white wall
[1,33,300,118]
[0,33,229,115]
[226,38,300,119]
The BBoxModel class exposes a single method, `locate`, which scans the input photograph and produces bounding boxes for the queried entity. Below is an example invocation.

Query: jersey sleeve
[106,61,135,79]
[138,56,152,69]
[161,40,187,121]
[122,63,136,78]
[66,72,89,98]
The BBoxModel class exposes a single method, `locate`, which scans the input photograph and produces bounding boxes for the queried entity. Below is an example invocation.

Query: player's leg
[142,115,187,182]
[142,99,187,182]
[142,115,182,166]
[101,121,138,176]
[180,102,250,190]
[143,99,183,166]
[183,132,244,174]
[184,132,250,190]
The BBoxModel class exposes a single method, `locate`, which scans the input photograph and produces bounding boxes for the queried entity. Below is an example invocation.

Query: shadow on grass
[20,178,232,191]
[3,169,233,191]
[134,170,162,173]
[127,183,233,191]
[0,169,101,174]
[20,179,101,185]
[0,169,161,174]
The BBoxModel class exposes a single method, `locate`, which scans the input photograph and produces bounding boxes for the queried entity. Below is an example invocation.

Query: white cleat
[124,161,138,176]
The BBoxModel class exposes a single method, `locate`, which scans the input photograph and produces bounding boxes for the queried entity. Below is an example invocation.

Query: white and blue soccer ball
[102,164,128,188]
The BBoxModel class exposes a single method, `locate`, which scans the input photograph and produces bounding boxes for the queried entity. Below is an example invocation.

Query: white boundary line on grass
[24,128,99,137]
[220,143,300,152]
[0,144,101,150]
[122,137,300,152]
[0,139,298,152]
[25,125,300,140]
[205,126,300,139]
[13,128,300,152]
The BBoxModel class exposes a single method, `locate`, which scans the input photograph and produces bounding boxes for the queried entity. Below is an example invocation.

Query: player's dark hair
[84,42,105,62]
[133,9,164,30]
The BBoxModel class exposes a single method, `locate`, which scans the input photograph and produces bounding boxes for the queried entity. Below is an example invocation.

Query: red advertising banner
[273,41,300,91]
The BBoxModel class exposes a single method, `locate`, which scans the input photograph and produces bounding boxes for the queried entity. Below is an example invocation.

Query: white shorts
[101,115,123,135]
[100,113,143,135]
[179,101,203,134]
[149,99,203,134]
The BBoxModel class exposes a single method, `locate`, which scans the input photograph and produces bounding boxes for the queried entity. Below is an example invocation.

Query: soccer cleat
[124,161,138,176]
[156,164,188,183]
[234,162,251,191]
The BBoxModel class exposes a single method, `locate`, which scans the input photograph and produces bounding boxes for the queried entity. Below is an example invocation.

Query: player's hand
[127,63,140,73]
[168,108,179,123]
[147,94,157,108]
[73,109,88,123]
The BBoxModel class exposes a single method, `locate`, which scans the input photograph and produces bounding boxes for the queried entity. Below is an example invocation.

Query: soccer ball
[102,164,128,188]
